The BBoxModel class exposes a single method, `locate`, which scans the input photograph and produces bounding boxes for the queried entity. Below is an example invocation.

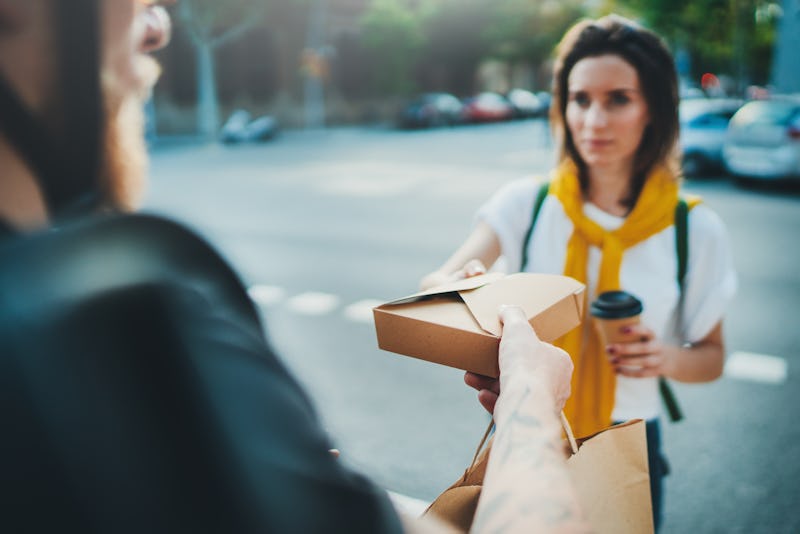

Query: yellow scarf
[549,160,700,437]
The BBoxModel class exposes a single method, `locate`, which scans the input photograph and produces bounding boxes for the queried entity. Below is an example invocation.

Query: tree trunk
[196,42,220,139]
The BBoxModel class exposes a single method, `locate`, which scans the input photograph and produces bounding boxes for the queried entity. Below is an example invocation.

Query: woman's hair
[550,14,680,201]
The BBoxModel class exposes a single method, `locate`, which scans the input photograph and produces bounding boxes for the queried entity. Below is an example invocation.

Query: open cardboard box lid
[373,273,585,377]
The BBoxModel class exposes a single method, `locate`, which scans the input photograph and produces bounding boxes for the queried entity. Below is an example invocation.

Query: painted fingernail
[606,346,616,355]
[610,358,620,365]
[621,326,632,334]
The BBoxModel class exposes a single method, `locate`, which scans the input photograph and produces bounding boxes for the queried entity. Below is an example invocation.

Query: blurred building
[771,0,800,93]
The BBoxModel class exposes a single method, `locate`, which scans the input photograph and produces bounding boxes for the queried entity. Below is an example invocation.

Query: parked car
[505,89,547,119]
[397,93,463,129]
[722,97,800,182]
[679,98,742,176]
[221,110,280,144]
[536,91,552,117]
[461,92,514,123]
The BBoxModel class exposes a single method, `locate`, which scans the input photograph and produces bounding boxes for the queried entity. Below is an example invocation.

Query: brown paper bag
[424,423,494,533]
[424,417,653,534]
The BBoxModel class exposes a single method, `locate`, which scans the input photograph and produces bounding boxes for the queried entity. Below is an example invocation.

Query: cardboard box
[373,273,585,377]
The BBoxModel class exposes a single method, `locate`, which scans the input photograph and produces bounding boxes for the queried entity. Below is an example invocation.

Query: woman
[421,14,737,529]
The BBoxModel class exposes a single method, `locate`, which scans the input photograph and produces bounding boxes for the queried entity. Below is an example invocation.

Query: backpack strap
[659,197,689,423]
[675,197,689,290]
[520,181,550,271]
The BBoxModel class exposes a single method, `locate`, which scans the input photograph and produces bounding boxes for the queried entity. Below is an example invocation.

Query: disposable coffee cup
[590,291,643,369]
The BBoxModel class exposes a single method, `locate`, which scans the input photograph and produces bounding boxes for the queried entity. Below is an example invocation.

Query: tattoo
[471,380,592,533]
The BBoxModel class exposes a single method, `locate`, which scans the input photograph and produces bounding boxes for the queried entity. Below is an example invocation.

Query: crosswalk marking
[724,351,788,385]
[286,291,341,316]
[248,285,286,306]
[343,300,383,324]
[249,284,380,323]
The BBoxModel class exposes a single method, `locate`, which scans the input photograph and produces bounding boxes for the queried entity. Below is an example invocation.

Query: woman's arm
[419,222,502,290]
[607,321,725,383]
[471,306,591,534]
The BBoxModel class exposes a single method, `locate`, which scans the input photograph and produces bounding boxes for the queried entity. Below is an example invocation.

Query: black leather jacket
[0,214,403,534]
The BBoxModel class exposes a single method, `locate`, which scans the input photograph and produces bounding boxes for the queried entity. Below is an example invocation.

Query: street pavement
[146,120,799,533]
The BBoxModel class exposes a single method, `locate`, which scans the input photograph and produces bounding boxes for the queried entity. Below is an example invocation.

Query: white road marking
[386,491,430,518]
[248,285,286,306]
[249,287,385,323]
[286,292,340,316]
[343,299,384,324]
[724,351,788,385]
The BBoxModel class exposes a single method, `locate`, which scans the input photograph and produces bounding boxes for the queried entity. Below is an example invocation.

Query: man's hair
[0,0,103,218]
[549,14,680,203]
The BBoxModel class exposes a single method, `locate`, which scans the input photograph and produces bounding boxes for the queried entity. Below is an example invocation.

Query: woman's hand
[608,321,726,382]
[419,221,501,290]
[605,323,677,378]
[419,259,487,290]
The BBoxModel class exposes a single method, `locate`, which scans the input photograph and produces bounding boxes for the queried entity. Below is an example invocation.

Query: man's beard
[98,56,161,212]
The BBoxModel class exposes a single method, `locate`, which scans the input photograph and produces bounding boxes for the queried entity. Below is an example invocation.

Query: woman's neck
[584,162,635,217]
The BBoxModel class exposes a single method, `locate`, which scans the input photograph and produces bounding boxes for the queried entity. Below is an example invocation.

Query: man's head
[0,0,172,223]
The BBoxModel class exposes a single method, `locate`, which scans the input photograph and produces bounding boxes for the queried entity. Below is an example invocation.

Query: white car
[722,97,800,181]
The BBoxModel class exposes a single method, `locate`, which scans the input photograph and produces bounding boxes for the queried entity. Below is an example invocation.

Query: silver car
[679,99,742,176]
[722,97,800,181]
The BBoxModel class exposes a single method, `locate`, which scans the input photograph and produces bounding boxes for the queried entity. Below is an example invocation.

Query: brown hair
[550,14,680,205]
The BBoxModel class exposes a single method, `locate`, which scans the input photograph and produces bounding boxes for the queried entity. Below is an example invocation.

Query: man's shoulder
[0,213,258,331]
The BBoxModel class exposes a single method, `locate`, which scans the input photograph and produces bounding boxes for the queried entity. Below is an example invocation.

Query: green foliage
[359,0,425,96]
[484,0,586,67]
[611,0,780,87]
[358,0,592,96]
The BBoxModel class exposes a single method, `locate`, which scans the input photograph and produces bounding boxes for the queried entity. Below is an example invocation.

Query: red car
[461,92,514,123]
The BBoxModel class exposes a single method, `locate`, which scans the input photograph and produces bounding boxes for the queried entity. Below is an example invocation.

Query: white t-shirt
[476,178,738,421]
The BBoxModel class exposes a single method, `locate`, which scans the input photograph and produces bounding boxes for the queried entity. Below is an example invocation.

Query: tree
[359,0,425,96]
[484,0,586,88]
[611,0,781,88]
[176,0,271,138]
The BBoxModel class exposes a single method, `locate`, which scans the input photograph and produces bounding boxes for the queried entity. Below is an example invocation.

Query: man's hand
[464,371,500,414]
[470,307,589,533]
[497,305,572,411]
[466,305,573,414]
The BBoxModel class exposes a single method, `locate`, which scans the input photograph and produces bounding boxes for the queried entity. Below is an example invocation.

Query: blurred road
[146,120,799,533]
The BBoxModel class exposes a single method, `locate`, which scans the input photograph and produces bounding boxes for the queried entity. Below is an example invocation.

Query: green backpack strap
[675,197,689,289]
[520,181,550,271]
[659,197,689,423]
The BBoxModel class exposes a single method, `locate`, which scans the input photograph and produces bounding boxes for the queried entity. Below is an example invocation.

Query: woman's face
[565,54,650,175]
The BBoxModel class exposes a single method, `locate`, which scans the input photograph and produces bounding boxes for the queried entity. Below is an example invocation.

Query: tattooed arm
[471,306,592,534]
